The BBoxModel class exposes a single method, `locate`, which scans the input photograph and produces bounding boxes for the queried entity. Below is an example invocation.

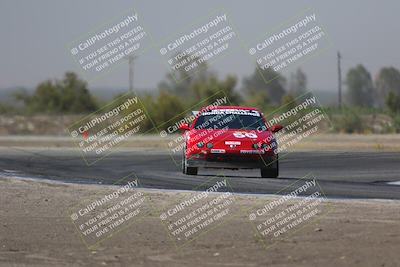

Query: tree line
[346,65,400,114]
[2,60,400,132]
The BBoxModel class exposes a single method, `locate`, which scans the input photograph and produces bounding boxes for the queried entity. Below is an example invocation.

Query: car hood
[187,129,275,146]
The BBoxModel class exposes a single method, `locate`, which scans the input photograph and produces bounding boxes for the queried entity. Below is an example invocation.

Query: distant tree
[242,66,286,105]
[386,91,400,114]
[113,92,157,132]
[14,72,98,114]
[345,65,374,107]
[244,91,270,111]
[33,80,61,113]
[0,102,16,114]
[14,80,60,113]
[191,74,242,105]
[158,53,213,99]
[335,109,364,133]
[153,89,186,125]
[136,93,157,131]
[13,89,34,112]
[288,68,307,96]
[281,94,297,109]
[158,52,241,107]
[375,67,400,107]
[58,72,98,113]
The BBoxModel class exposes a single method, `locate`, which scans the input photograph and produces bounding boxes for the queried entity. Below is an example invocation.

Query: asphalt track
[0,147,399,199]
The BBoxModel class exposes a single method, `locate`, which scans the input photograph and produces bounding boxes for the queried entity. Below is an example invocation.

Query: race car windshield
[194,113,266,130]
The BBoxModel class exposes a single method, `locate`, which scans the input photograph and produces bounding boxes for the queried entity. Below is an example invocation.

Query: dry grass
[0,134,400,152]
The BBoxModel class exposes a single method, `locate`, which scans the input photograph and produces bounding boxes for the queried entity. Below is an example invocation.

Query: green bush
[392,115,400,133]
[334,110,364,133]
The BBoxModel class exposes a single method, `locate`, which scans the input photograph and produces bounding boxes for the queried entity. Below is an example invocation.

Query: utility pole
[127,55,136,94]
[337,51,342,108]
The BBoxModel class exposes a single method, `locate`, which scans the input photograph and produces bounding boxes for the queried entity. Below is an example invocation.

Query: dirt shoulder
[0,176,399,267]
[1,134,400,152]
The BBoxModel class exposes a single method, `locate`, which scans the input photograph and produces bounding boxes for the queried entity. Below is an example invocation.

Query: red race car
[179,106,283,178]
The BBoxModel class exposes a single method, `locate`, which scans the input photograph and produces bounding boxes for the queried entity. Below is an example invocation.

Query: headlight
[206,143,213,148]
[197,142,204,148]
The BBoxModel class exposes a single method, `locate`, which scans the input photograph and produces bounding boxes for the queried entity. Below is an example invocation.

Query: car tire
[260,167,278,178]
[260,156,279,178]
[183,159,198,175]
[182,147,198,175]
[182,149,187,174]
[186,166,198,175]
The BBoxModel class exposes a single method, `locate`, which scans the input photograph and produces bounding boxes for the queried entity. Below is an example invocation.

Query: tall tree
[375,67,400,107]
[242,65,286,105]
[345,64,374,107]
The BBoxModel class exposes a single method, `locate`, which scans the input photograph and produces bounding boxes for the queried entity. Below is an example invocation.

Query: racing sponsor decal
[210,149,226,153]
[240,150,265,154]
[225,141,241,145]
[225,140,241,148]
[201,109,260,117]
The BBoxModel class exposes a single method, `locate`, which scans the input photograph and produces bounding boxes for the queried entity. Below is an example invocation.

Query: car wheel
[186,166,198,175]
[260,156,279,178]
[261,167,278,178]
[182,146,198,175]
[182,148,187,174]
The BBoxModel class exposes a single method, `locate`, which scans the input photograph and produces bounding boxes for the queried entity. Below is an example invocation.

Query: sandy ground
[0,176,399,267]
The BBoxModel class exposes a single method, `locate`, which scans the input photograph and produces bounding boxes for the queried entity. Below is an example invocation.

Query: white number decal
[246,133,258,138]
[233,132,245,138]
[233,132,258,138]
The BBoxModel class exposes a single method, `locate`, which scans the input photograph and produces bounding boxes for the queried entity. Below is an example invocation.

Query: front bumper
[187,154,278,169]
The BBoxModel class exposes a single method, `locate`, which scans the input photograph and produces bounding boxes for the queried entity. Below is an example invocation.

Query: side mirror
[270,124,283,133]
[179,123,190,131]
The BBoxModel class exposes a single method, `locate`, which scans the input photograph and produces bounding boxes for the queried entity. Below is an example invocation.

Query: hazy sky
[1,0,399,92]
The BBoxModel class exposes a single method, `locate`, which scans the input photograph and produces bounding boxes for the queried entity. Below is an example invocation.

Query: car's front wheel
[261,167,278,178]
[185,166,198,175]
[182,147,198,175]
[260,156,279,178]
